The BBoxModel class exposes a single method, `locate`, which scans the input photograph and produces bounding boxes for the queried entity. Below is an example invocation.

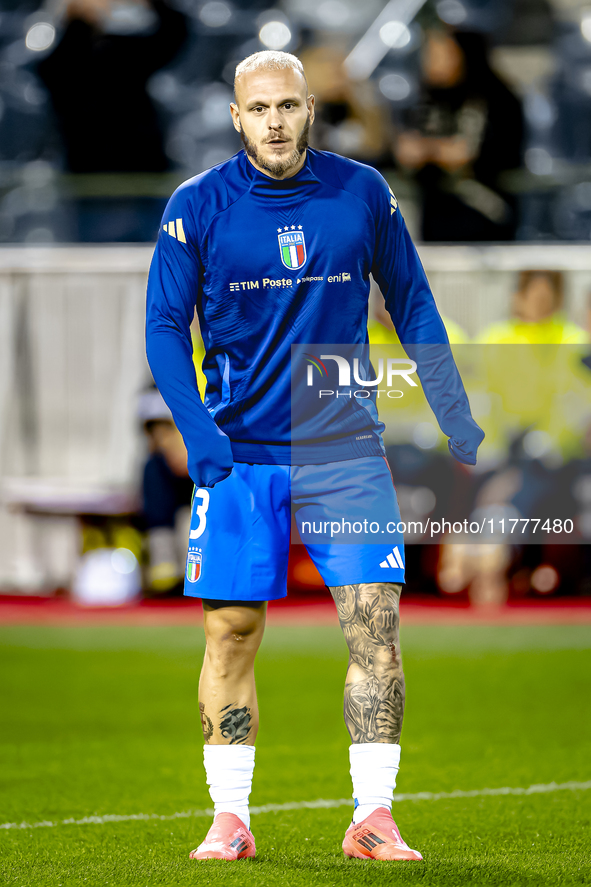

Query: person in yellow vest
[475,270,587,345]
[191,325,207,398]
[367,292,469,450]
[368,296,468,345]
[474,270,588,457]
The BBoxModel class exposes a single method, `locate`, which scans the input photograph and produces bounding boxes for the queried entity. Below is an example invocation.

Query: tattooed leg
[199,702,214,742]
[199,601,267,745]
[328,583,405,744]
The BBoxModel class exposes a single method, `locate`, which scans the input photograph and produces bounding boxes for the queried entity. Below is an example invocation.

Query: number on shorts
[189,489,210,539]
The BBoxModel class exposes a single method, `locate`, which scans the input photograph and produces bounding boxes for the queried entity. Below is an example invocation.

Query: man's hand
[188,432,234,489]
[432,135,474,172]
[394,131,432,171]
[448,419,485,466]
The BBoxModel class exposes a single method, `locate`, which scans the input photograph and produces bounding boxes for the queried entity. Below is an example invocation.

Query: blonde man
[147,50,483,863]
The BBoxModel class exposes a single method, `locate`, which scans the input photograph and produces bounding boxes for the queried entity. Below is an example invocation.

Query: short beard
[240,115,310,178]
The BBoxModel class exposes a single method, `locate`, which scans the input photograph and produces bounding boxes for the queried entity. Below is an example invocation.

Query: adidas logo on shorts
[379,546,404,569]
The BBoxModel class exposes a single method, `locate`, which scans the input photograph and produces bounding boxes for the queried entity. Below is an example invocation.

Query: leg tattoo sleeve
[329,583,405,744]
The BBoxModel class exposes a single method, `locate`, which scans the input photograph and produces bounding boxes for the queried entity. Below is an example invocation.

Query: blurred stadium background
[2,0,591,609]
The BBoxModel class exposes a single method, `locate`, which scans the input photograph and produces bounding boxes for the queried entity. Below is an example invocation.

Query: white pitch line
[2,780,590,832]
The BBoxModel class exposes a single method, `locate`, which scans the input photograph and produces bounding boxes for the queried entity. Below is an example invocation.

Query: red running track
[0,594,590,626]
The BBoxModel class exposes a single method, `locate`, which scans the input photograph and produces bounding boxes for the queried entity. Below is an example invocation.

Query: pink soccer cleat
[342,807,423,861]
[189,813,256,861]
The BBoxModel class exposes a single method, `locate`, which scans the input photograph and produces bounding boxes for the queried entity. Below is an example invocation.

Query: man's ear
[307,94,316,125]
[230,102,241,134]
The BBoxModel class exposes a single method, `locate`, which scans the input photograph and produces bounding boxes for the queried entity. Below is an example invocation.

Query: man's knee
[330,582,402,669]
[203,602,266,666]
[331,581,401,634]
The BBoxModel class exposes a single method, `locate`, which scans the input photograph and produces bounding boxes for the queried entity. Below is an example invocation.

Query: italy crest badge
[278,229,306,270]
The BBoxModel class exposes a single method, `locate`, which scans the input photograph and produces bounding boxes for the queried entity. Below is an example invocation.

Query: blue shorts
[184,456,405,601]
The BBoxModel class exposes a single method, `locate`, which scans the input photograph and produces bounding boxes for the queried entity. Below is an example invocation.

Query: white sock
[203,744,255,830]
[349,743,401,824]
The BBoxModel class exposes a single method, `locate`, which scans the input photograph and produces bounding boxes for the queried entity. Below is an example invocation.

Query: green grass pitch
[1,619,590,886]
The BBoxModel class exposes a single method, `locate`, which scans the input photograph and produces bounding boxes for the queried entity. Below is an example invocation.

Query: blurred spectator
[437,542,510,607]
[393,27,523,241]
[453,271,590,605]
[138,322,205,595]
[369,288,469,344]
[38,0,187,173]
[191,323,207,397]
[138,386,193,595]
[473,270,587,460]
[476,270,587,344]
[302,44,391,164]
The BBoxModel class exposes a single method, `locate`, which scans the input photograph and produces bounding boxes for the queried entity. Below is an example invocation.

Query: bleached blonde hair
[234,50,307,97]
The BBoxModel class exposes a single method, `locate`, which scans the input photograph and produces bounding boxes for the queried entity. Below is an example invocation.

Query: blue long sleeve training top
[146,147,483,488]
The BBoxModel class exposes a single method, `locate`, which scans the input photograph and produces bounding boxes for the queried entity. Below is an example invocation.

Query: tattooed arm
[329,583,405,744]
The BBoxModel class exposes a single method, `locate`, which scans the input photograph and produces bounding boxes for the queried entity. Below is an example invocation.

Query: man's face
[230,67,315,179]
[422,31,465,88]
[516,275,557,323]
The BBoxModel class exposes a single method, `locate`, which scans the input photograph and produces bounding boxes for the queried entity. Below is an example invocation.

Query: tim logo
[186,550,202,583]
[279,229,306,270]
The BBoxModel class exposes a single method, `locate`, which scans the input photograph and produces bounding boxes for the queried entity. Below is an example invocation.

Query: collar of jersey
[242,148,321,196]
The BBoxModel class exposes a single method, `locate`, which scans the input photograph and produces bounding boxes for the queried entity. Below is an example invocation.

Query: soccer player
[146,50,484,862]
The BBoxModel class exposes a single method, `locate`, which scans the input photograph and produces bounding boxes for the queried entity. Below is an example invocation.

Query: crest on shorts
[278,228,306,270]
[186,550,202,583]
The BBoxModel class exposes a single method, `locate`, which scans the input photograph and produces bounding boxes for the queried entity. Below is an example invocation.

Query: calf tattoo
[219,703,252,744]
[329,583,405,744]
[199,702,214,742]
